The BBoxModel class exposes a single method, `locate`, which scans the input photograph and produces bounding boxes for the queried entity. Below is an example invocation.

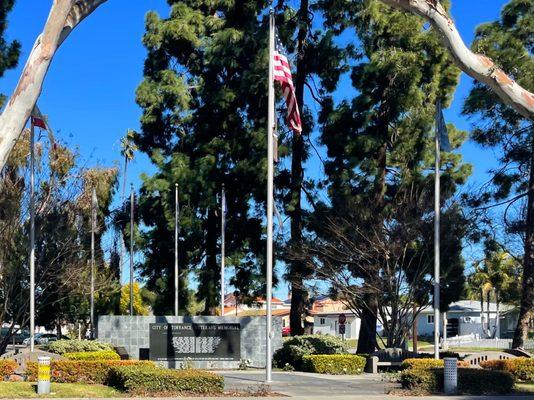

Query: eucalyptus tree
[463,0,533,348]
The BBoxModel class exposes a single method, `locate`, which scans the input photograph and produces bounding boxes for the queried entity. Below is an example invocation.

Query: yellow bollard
[37,356,51,394]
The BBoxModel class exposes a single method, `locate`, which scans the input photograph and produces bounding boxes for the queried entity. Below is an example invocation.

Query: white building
[416,300,515,339]
[312,311,361,340]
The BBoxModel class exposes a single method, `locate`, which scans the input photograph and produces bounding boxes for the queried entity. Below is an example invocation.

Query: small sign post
[37,356,51,394]
[338,314,347,341]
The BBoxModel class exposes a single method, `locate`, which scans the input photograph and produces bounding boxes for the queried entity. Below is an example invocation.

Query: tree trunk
[412,304,418,352]
[480,288,486,334]
[379,0,534,120]
[356,294,378,354]
[487,289,491,338]
[289,0,309,337]
[495,294,500,339]
[513,135,534,348]
[0,0,108,172]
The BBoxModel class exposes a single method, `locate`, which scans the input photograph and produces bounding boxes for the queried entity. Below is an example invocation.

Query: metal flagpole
[175,183,179,316]
[130,184,134,316]
[266,8,275,384]
[90,188,96,339]
[29,119,36,353]
[433,103,441,360]
[220,184,226,316]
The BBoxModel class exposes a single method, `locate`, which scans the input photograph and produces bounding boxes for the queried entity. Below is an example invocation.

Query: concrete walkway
[219,370,392,397]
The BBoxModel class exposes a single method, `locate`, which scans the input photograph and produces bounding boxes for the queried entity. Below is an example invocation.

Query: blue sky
[0,0,509,299]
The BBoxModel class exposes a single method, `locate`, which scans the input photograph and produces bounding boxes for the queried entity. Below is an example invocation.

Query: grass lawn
[515,382,534,394]
[448,346,504,352]
[0,382,121,398]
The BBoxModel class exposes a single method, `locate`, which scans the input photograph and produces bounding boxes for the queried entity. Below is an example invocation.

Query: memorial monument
[97,315,283,369]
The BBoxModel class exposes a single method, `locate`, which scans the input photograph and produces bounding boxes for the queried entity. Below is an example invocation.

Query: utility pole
[220,184,226,316]
[265,7,275,383]
[175,183,179,316]
[433,103,441,360]
[130,184,134,316]
[29,119,35,352]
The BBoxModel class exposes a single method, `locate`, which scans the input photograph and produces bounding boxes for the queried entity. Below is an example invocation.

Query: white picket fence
[445,337,534,350]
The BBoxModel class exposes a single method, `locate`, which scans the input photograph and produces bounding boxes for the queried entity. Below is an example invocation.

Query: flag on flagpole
[436,100,451,152]
[31,105,49,131]
[273,31,302,135]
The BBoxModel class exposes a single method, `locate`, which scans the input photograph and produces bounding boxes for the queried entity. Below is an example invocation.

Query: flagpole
[130,184,134,316]
[434,103,441,360]
[175,183,179,316]
[29,119,36,353]
[266,8,275,384]
[220,184,226,316]
[90,188,96,339]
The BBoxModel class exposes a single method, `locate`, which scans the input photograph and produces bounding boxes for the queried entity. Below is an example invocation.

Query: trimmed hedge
[108,365,224,395]
[0,360,17,380]
[302,354,366,375]
[401,358,470,370]
[273,335,348,370]
[400,368,514,394]
[26,360,154,383]
[63,350,120,361]
[46,339,113,355]
[480,358,534,382]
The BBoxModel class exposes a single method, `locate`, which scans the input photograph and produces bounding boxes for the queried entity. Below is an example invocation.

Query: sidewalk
[219,370,392,397]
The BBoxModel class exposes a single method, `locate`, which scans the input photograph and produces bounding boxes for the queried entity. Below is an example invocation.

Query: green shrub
[401,358,444,370]
[0,360,17,380]
[480,358,534,382]
[401,358,470,370]
[273,335,348,370]
[108,365,224,395]
[63,350,120,361]
[25,360,154,383]
[45,339,113,355]
[302,354,366,375]
[400,368,514,394]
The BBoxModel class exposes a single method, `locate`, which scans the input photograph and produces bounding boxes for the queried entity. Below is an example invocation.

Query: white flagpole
[90,187,96,339]
[434,102,441,360]
[220,185,226,316]
[130,184,134,316]
[266,8,275,384]
[29,119,36,353]
[175,183,179,316]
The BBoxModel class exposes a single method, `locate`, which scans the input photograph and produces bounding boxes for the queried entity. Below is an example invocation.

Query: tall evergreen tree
[315,0,471,352]
[0,0,20,108]
[463,0,533,348]
[136,0,271,314]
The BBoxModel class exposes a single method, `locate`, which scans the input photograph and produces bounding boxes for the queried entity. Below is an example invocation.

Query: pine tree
[0,0,20,108]
[136,0,271,314]
[315,0,471,352]
[462,0,533,348]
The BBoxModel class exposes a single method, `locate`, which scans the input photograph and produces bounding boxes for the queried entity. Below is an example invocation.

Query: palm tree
[119,129,137,288]
[120,129,138,199]
[467,251,518,338]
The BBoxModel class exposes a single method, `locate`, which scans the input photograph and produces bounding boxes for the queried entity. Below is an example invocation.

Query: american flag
[273,32,302,135]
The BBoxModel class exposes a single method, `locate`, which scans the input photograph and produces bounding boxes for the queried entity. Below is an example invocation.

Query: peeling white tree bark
[0,0,107,172]
[380,0,534,120]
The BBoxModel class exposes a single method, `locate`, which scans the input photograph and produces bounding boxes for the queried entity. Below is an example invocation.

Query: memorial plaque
[149,323,241,361]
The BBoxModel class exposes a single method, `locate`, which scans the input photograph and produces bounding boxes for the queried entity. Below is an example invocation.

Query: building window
[427,315,434,324]
[320,318,326,325]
